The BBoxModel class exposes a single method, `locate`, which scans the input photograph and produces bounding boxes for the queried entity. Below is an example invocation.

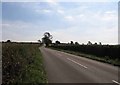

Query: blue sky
[2,0,119,44]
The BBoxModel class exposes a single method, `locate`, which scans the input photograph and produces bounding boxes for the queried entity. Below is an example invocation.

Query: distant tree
[75,42,79,45]
[70,41,74,45]
[82,43,84,45]
[94,42,97,45]
[55,40,60,44]
[38,40,41,43]
[6,40,11,43]
[99,42,102,45]
[42,32,53,47]
[87,41,92,45]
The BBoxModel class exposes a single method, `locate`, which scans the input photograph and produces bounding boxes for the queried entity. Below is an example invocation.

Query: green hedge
[51,44,119,60]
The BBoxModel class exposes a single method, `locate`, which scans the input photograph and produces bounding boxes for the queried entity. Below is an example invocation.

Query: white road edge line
[67,58,87,68]
[112,80,120,85]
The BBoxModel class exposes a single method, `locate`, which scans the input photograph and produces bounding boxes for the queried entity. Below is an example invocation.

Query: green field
[2,43,47,84]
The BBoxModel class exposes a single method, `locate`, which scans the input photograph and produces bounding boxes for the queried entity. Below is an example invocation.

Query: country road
[40,47,119,84]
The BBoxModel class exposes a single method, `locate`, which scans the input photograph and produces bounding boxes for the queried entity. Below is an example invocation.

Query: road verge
[2,43,47,84]
[49,47,120,67]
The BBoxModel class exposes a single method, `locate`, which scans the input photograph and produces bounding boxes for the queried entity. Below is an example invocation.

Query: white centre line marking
[112,80,120,85]
[67,58,87,68]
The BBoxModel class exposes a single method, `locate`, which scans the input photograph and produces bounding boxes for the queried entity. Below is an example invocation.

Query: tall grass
[0,43,2,85]
[2,43,47,84]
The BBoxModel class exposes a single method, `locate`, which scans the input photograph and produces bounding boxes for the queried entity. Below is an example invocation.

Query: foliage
[2,43,47,84]
[75,42,79,45]
[87,41,92,45]
[38,40,41,43]
[50,44,120,66]
[42,32,52,46]
[6,40,11,43]
[70,41,74,45]
[55,40,60,45]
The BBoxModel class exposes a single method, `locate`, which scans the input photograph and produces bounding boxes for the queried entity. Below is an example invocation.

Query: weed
[2,43,47,84]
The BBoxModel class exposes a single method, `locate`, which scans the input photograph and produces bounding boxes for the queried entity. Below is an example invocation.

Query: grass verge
[2,43,47,84]
[49,47,120,67]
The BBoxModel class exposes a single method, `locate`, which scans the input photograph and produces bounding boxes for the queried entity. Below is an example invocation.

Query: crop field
[2,42,47,84]
[0,43,2,84]
[50,44,120,66]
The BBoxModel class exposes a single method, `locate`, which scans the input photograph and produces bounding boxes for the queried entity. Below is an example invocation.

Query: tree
[94,42,97,45]
[70,41,74,45]
[82,43,84,45]
[42,32,53,47]
[38,40,41,43]
[87,41,92,45]
[75,42,79,45]
[6,40,11,43]
[55,40,60,45]
[99,42,102,45]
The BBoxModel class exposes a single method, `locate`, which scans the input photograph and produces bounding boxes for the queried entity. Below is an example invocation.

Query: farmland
[2,42,47,84]
[50,44,120,66]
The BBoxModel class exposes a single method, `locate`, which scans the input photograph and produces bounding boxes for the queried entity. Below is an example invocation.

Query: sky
[1,0,119,44]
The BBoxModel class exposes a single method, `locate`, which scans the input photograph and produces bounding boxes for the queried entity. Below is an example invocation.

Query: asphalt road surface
[40,47,119,84]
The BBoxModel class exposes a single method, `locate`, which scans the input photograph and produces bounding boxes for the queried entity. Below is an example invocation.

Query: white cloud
[105,11,116,14]
[35,9,41,13]
[2,24,11,27]
[102,15,117,21]
[35,9,52,14]
[46,0,66,15]
[47,0,58,6]
[102,12,117,21]
[50,6,118,44]
[21,2,53,14]
[69,9,117,26]
[2,2,118,44]
[2,0,119,2]
[43,9,52,13]
[64,15,74,21]
[51,25,118,44]
[78,14,85,18]
[57,9,64,14]
[2,21,48,42]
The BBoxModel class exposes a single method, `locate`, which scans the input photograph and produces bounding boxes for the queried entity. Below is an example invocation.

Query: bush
[50,44,119,61]
[2,43,47,84]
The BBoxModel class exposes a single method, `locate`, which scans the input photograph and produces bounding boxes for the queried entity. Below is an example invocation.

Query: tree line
[50,44,119,60]
[40,32,119,61]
